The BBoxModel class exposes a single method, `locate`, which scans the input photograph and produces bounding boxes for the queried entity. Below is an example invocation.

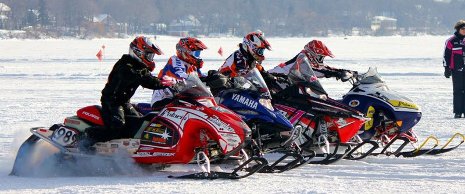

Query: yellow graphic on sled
[365,106,375,130]
[388,100,419,110]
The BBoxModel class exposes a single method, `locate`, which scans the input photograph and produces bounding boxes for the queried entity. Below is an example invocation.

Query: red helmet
[303,40,334,63]
[242,30,272,62]
[129,36,163,71]
[176,37,208,68]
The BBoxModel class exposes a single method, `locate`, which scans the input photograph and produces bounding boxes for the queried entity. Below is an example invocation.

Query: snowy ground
[1,36,465,193]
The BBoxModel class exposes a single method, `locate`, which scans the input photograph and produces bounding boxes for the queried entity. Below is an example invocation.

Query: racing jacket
[101,54,166,105]
[268,51,342,78]
[444,32,465,71]
[158,55,205,79]
[218,44,275,86]
[152,55,204,106]
[219,44,267,77]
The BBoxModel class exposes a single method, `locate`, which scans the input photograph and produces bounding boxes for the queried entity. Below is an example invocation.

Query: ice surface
[0,36,464,193]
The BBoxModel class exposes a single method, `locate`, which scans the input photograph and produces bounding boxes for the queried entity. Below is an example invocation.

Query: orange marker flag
[96,49,103,61]
[218,46,223,57]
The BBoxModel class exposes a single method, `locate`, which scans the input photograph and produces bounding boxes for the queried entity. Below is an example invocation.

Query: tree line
[1,0,464,37]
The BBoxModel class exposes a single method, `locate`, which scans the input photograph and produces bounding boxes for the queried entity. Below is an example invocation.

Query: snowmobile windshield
[233,68,271,96]
[288,55,327,95]
[359,67,384,84]
[173,72,213,98]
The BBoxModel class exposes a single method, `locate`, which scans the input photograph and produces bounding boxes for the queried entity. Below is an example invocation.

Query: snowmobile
[341,67,464,158]
[209,68,313,172]
[265,55,375,164]
[10,73,268,180]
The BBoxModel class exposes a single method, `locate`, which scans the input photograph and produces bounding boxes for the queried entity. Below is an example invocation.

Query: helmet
[454,20,465,31]
[241,30,272,62]
[303,40,334,64]
[129,36,163,71]
[176,37,208,68]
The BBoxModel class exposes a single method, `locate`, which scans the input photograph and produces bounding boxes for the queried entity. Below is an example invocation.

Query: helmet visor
[316,55,325,63]
[191,50,202,58]
[145,52,155,62]
[256,48,265,56]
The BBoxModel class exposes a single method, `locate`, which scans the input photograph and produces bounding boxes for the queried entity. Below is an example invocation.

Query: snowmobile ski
[344,140,380,160]
[307,142,352,165]
[425,133,465,155]
[258,152,305,173]
[169,157,268,180]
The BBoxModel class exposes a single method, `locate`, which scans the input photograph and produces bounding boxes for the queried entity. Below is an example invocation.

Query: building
[0,3,11,29]
[168,15,201,36]
[371,16,397,36]
[86,14,118,37]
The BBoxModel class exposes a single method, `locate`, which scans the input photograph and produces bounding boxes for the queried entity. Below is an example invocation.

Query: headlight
[259,98,274,111]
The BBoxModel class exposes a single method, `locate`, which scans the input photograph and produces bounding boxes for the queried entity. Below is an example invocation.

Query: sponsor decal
[141,124,178,147]
[365,106,375,130]
[152,152,175,157]
[388,100,419,110]
[152,137,167,144]
[160,110,186,125]
[135,152,175,157]
[82,111,100,120]
[166,111,184,120]
[207,115,234,132]
[64,118,80,125]
[139,147,154,151]
[231,94,258,109]
[349,100,360,107]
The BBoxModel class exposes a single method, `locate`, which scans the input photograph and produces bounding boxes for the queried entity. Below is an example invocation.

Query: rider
[151,37,208,109]
[85,36,170,145]
[267,40,354,99]
[270,40,353,80]
[218,30,275,78]
[209,30,279,95]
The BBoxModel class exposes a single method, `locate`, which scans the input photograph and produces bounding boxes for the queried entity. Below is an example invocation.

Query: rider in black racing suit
[86,36,169,144]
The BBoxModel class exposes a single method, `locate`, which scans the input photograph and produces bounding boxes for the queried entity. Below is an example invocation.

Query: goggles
[191,50,202,58]
[145,52,155,62]
[316,55,325,63]
[256,48,265,56]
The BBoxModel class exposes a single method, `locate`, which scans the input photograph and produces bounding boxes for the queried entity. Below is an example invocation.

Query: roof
[373,16,397,21]
[0,3,11,12]
[93,14,111,23]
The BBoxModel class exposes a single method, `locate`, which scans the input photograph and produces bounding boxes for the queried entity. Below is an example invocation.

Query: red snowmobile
[10,73,267,179]
[266,55,375,164]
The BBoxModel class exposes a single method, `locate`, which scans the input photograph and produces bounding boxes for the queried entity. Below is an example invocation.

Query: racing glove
[339,70,354,82]
[161,75,179,87]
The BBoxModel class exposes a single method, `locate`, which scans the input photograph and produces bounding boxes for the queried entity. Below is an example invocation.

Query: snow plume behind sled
[9,132,265,179]
[10,137,147,177]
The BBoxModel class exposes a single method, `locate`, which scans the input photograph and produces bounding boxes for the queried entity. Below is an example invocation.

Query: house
[168,15,201,36]
[371,16,397,36]
[86,14,118,37]
[0,2,11,29]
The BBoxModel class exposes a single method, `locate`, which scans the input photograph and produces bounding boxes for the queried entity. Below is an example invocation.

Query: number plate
[51,126,78,147]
